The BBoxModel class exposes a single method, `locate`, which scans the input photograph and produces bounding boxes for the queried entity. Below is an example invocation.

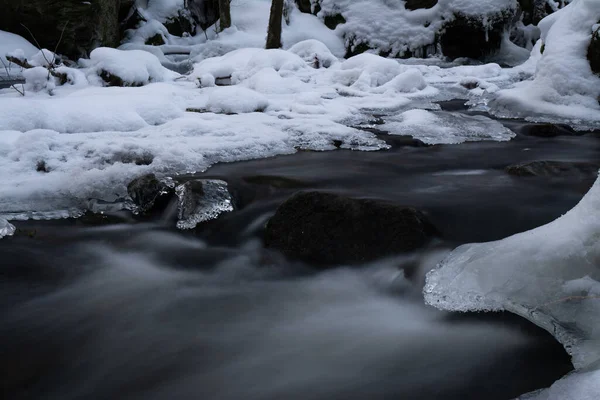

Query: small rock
[127,174,174,214]
[521,123,577,138]
[506,161,600,177]
[264,191,438,266]
[175,179,234,230]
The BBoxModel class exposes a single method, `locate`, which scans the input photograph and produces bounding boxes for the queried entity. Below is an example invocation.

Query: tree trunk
[266,0,284,49]
[218,0,231,31]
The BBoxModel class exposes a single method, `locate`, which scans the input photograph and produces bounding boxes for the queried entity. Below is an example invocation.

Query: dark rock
[323,13,346,30]
[164,10,196,37]
[405,0,438,11]
[145,33,166,46]
[521,123,578,138]
[295,0,313,14]
[187,0,220,31]
[518,0,553,25]
[506,161,600,177]
[0,0,122,59]
[36,160,49,173]
[589,24,600,75]
[127,174,174,214]
[264,191,438,266]
[440,13,512,60]
[344,38,372,58]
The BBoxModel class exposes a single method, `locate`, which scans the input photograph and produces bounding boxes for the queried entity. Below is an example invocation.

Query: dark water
[2,112,598,400]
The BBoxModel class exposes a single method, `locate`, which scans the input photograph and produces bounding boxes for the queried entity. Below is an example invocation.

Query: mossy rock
[589,24,600,75]
[0,0,122,59]
[405,0,438,11]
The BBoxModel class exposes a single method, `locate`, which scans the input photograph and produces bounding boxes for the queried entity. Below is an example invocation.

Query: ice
[424,174,600,369]
[0,218,15,239]
[382,110,516,145]
[175,180,234,230]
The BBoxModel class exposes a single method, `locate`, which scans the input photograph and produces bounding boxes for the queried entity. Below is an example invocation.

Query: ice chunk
[0,218,15,238]
[424,175,600,369]
[175,179,234,230]
[382,110,515,145]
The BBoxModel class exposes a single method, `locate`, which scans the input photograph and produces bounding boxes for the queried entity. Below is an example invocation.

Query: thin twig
[52,21,69,67]
[20,23,54,69]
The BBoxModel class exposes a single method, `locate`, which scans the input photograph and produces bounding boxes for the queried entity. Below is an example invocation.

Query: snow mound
[382,110,515,144]
[288,39,340,68]
[490,0,600,128]
[206,87,269,114]
[88,48,180,86]
[424,174,600,369]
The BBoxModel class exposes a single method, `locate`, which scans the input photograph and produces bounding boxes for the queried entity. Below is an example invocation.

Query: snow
[424,173,600,369]
[0,30,38,73]
[205,86,269,114]
[23,67,55,93]
[313,0,516,57]
[489,0,600,128]
[86,48,180,86]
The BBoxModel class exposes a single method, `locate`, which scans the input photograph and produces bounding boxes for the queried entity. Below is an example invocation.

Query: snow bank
[87,48,180,86]
[424,173,600,369]
[490,0,600,127]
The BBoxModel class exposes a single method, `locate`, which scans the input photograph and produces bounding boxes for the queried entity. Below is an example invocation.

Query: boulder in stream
[264,191,438,266]
[506,161,600,178]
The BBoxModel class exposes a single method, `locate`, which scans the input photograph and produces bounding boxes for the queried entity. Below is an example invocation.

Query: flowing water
[2,110,599,399]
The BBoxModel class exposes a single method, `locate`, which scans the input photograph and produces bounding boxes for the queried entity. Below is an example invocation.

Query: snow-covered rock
[86,48,180,86]
[490,0,600,128]
[424,173,600,369]
[304,0,518,59]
